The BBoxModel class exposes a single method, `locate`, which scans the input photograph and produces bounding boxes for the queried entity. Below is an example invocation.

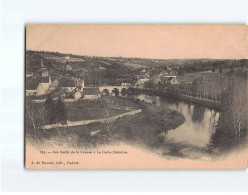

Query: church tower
[40,58,45,69]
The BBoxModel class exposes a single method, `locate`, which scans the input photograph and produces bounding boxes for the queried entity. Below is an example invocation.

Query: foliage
[26,96,68,142]
[210,75,248,151]
[143,80,158,89]
[54,98,68,124]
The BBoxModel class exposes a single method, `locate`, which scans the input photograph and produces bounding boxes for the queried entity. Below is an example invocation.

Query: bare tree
[221,76,248,145]
[26,100,46,143]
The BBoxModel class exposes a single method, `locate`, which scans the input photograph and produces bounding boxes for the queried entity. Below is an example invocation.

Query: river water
[134,94,219,151]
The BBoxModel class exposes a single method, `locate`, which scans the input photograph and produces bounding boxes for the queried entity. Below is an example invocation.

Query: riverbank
[30,96,185,150]
[110,100,185,149]
[127,87,222,111]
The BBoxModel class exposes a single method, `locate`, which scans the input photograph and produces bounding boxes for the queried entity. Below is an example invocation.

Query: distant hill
[26,50,248,72]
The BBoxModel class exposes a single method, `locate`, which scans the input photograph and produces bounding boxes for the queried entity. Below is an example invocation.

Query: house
[121,82,131,87]
[121,78,136,87]
[58,79,76,92]
[26,89,37,96]
[73,90,81,99]
[26,80,38,96]
[163,76,180,85]
[26,71,34,78]
[137,74,150,86]
[158,70,169,78]
[152,75,160,85]
[64,70,75,79]
[36,83,50,96]
[48,78,59,92]
[36,76,52,95]
[26,58,53,96]
[137,78,150,85]
[74,78,85,92]
[71,87,82,99]
[26,76,52,96]
[65,56,70,60]
[82,87,101,100]
[65,62,72,71]
[99,66,107,71]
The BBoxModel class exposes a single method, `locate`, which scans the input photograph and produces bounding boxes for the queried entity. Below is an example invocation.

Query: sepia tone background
[2,0,248,191]
[26,25,248,59]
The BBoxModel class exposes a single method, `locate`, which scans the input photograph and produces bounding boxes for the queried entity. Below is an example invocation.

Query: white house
[72,90,82,99]
[137,74,150,86]
[26,71,34,78]
[48,79,59,92]
[70,87,82,99]
[36,76,52,96]
[65,56,70,60]
[137,78,150,85]
[121,82,131,87]
[163,76,180,85]
[26,76,52,96]
[26,89,37,96]
[65,64,72,71]
[36,83,50,96]
[74,78,85,92]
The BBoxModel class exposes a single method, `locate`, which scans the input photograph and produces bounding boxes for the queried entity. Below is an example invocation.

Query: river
[133,94,219,157]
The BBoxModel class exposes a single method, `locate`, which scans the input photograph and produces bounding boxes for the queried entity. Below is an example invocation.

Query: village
[26,51,248,105]
[25,54,183,101]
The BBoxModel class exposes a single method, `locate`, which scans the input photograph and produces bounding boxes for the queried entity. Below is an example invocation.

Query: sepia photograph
[25,25,248,169]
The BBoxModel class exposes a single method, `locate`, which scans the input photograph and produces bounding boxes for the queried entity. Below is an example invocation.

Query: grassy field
[66,100,129,121]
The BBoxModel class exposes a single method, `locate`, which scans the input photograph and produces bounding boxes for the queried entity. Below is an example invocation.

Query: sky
[26,25,248,59]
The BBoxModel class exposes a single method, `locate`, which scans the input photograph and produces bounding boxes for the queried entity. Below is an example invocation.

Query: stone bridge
[99,85,128,95]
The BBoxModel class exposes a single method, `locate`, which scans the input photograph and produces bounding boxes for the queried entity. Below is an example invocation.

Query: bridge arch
[121,88,127,96]
[102,89,110,96]
[99,85,128,95]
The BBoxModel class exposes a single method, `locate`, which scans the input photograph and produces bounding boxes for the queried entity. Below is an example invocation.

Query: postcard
[25,25,248,169]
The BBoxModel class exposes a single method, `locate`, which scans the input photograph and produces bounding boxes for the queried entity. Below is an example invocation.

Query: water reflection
[191,106,205,124]
[135,94,219,148]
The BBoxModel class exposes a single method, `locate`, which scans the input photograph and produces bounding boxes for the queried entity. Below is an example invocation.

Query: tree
[144,80,156,89]
[223,78,248,144]
[212,65,216,73]
[44,94,55,124]
[219,66,223,73]
[55,97,68,124]
[26,99,46,143]
[211,75,248,151]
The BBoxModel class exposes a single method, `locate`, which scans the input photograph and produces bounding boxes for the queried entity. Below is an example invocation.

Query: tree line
[210,74,248,151]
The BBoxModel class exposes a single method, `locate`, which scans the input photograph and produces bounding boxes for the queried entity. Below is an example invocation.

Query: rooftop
[26,76,50,90]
